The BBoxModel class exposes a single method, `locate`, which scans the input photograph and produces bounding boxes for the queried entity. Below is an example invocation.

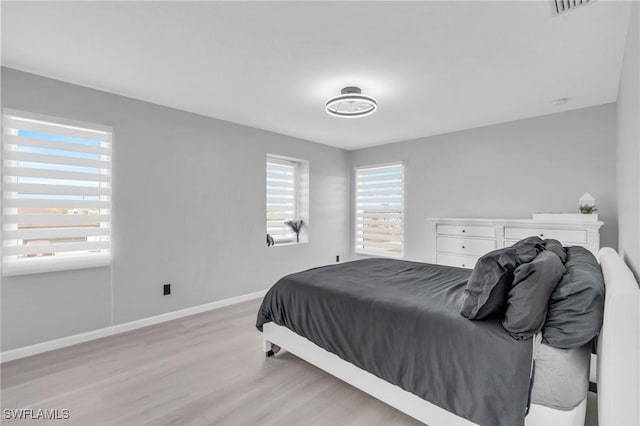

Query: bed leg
[263,337,281,357]
[263,337,274,357]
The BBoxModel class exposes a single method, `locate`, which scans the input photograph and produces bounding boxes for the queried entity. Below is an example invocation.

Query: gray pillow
[542,246,605,349]
[460,247,517,319]
[503,251,566,340]
[460,237,546,320]
[544,239,567,263]
[512,236,545,264]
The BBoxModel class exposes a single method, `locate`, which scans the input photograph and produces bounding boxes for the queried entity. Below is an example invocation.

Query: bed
[256,247,639,426]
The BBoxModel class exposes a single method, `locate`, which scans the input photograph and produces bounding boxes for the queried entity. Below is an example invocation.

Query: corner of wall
[616,1,640,280]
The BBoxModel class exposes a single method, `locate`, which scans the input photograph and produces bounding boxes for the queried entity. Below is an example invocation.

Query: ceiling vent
[554,0,592,15]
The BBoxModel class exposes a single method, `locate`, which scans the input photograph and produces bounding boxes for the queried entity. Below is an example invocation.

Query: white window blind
[2,109,112,275]
[355,163,404,258]
[266,157,299,245]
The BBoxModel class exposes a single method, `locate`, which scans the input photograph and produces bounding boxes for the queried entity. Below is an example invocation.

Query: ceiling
[1,1,632,150]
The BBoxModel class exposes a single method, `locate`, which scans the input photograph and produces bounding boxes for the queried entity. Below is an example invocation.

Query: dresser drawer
[437,224,495,238]
[504,227,587,244]
[437,254,478,269]
[437,237,496,256]
[505,240,588,250]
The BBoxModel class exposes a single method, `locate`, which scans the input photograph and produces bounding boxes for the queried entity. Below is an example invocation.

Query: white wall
[616,3,640,281]
[1,68,350,351]
[350,104,618,261]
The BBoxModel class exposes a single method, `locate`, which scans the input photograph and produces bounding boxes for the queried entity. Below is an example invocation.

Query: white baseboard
[0,289,268,363]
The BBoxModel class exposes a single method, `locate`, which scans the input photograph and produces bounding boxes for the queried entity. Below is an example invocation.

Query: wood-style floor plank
[1,299,598,426]
[1,299,421,426]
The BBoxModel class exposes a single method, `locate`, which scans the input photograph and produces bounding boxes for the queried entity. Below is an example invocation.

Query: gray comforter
[256,258,533,426]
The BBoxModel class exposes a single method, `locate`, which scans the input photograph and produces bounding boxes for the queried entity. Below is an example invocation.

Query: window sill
[2,254,111,276]
[355,249,403,259]
[267,241,309,248]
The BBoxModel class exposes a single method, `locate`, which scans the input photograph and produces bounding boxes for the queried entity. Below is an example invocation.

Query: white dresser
[427,218,603,269]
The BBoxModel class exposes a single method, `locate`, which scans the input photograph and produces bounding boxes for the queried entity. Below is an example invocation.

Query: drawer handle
[539,234,545,238]
[461,245,466,249]
[462,264,466,267]
[462,229,466,233]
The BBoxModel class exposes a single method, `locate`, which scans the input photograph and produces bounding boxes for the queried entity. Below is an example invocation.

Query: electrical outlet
[336,255,340,263]
[163,283,171,295]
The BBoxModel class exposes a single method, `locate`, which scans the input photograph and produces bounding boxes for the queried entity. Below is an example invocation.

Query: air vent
[554,0,592,15]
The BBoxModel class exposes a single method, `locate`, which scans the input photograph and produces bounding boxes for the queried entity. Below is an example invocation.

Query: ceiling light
[326,86,377,118]
[551,98,568,106]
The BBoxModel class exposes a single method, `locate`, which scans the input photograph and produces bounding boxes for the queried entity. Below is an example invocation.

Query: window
[355,163,404,258]
[266,155,308,246]
[2,109,112,275]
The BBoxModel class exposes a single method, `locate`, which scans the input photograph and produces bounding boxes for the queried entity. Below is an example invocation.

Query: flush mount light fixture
[551,97,569,106]
[325,86,377,118]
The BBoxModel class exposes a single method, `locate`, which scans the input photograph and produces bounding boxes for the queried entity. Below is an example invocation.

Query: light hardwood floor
[1,299,598,426]
[1,299,420,426]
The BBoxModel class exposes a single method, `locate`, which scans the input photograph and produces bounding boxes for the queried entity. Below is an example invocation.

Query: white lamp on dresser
[427,217,603,269]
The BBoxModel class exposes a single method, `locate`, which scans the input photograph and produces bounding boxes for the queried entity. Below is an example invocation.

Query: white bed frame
[262,248,639,426]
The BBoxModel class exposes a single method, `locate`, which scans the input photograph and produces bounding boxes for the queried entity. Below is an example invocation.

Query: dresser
[427,218,604,269]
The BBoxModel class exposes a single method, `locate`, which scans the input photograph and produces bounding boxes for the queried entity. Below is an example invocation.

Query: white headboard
[597,248,639,426]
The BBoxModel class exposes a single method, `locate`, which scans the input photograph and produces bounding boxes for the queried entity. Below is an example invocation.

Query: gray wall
[1,68,350,351]
[350,104,618,261]
[616,3,640,280]
[0,68,622,353]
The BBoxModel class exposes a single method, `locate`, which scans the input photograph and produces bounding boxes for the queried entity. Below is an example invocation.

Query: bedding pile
[460,238,605,349]
[457,240,605,413]
[256,238,605,425]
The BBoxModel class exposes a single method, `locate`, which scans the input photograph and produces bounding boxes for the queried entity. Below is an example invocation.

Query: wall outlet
[336,255,340,263]
[163,283,171,295]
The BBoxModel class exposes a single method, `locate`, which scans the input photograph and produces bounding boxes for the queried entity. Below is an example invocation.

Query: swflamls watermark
[3,409,70,420]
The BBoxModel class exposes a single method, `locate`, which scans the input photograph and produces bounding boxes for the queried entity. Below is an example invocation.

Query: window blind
[2,109,112,275]
[266,157,298,244]
[355,163,404,258]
